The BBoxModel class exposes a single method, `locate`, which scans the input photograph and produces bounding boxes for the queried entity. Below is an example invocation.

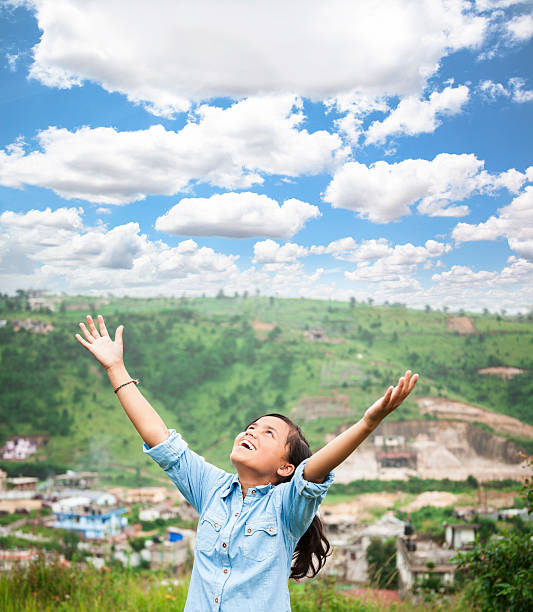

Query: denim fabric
[144,429,334,612]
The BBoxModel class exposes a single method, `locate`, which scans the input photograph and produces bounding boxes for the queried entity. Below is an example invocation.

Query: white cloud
[508,77,533,103]
[452,186,533,260]
[0,206,83,231]
[0,207,240,294]
[365,85,469,145]
[253,240,310,264]
[506,13,533,42]
[155,193,320,239]
[480,77,533,102]
[0,96,343,204]
[345,240,451,283]
[324,154,526,222]
[17,0,487,113]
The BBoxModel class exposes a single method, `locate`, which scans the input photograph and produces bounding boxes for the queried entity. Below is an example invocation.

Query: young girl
[76,314,418,611]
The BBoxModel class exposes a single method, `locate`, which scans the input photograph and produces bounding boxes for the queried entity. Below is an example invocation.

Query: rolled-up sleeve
[143,429,227,515]
[280,458,334,539]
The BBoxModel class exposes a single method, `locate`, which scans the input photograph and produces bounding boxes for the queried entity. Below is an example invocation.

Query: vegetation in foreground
[1,558,460,612]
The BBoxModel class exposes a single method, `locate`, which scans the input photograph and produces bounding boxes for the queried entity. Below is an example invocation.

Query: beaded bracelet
[114,379,139,394]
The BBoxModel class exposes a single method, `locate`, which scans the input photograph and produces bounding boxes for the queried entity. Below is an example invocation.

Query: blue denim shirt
[144,430,334,612]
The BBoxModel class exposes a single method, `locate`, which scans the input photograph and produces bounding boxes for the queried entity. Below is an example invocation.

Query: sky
[0,0,532,313]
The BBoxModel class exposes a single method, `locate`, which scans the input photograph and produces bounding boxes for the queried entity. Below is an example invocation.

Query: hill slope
[1,295,532,482]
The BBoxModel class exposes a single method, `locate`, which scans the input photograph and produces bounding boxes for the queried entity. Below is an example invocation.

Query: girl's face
[230,415,295,483]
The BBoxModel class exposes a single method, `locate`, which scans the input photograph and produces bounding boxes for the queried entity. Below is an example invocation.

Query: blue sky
[0,0,532,312]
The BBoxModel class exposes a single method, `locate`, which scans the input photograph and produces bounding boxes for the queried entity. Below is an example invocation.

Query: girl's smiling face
[230,415,295,483]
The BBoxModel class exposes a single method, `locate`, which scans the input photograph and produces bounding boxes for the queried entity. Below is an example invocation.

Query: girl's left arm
[303,370,418,483]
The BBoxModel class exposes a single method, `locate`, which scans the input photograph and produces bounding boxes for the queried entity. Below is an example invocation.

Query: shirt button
[251,489,256,494]
[214,523,219,528]
[222,542,227,548]
[234,512,239,517]
[269,527,274,532]
[215,597,219,603]
[247,528,252,533]
[224,569,228,574]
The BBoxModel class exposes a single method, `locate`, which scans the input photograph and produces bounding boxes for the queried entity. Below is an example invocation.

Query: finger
[86,315,100,339]
[382,385,394,407]
[408,373,419,393]
[75,333,91,350]
[79,322,94,343]
[98,315,109,337]
[114,324,124,345]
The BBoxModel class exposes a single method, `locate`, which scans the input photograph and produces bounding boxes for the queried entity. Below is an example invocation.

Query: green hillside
[1,293,532,482]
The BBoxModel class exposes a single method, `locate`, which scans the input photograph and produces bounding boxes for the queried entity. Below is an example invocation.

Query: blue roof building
[54,507,128,539]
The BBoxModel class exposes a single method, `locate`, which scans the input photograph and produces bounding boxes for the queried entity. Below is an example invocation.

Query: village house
[1,435,49,461]
[444,523,479,550]
[304,326,327,342]
[112,487,172,505]
[7,477,38,491]
[324,513,406,584]
[396,536,457,595]
[53,471,99,489]
[0,469,6,491]
[51,490,117,513]
[147,527,195,571]
[139,501,197,522]
[54,506,128,540]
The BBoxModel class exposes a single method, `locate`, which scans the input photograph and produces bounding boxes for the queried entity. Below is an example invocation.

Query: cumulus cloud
[506,13,533,42]
[0,96,343,204]
[0,207,239,293]
[155,193,320,239]
[365,85,470,145]
[253,240,310,263]
[15,0,487,112]
[345,240,451,283]
[324,154,526,222]
[452,185,533,260]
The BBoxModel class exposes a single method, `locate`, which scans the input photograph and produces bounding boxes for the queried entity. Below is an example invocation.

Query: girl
[76,314,418,611]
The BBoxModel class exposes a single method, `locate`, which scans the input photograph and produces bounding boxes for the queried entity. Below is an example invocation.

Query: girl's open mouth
[239,439,256,451]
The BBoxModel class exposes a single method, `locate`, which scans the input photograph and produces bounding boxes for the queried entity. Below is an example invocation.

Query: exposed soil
[324,492,400,519]
[446,316,476,335]
[403,491,458,512]
[478,366,525,380]
[331,418,530,484]
[417,396,533,439]
[251,320,274,331]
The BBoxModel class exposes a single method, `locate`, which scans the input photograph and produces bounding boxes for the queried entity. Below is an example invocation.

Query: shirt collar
[220,474,273,498]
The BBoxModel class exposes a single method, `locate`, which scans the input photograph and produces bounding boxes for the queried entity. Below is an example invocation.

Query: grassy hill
[1,294,532,483]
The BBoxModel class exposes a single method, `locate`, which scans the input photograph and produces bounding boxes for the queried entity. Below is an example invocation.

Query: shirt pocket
[196,513,223,553]
[242,518,278,562]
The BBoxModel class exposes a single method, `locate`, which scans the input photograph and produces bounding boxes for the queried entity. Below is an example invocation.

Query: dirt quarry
[446,316,476,334]
[417,397,533,439]
[332,418,529,484]
[478,366,525,380]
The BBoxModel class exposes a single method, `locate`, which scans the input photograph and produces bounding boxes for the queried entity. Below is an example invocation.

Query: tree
[454,458,533,611]
[366,537,398,589]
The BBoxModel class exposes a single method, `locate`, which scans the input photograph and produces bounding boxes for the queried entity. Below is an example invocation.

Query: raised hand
[75,315,124,371]
[363,370,418,429]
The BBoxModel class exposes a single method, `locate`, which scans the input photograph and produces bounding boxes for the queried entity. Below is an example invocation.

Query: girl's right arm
[75,314,169,448]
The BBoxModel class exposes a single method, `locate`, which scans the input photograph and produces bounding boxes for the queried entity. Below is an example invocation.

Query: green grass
[0,558,467,611]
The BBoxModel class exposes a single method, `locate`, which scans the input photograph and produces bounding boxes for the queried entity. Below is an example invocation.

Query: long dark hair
[245,413,331,580]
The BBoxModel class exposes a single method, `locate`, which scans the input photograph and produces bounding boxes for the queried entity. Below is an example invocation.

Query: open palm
[363,370,418,429]
[75,315,124,371]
